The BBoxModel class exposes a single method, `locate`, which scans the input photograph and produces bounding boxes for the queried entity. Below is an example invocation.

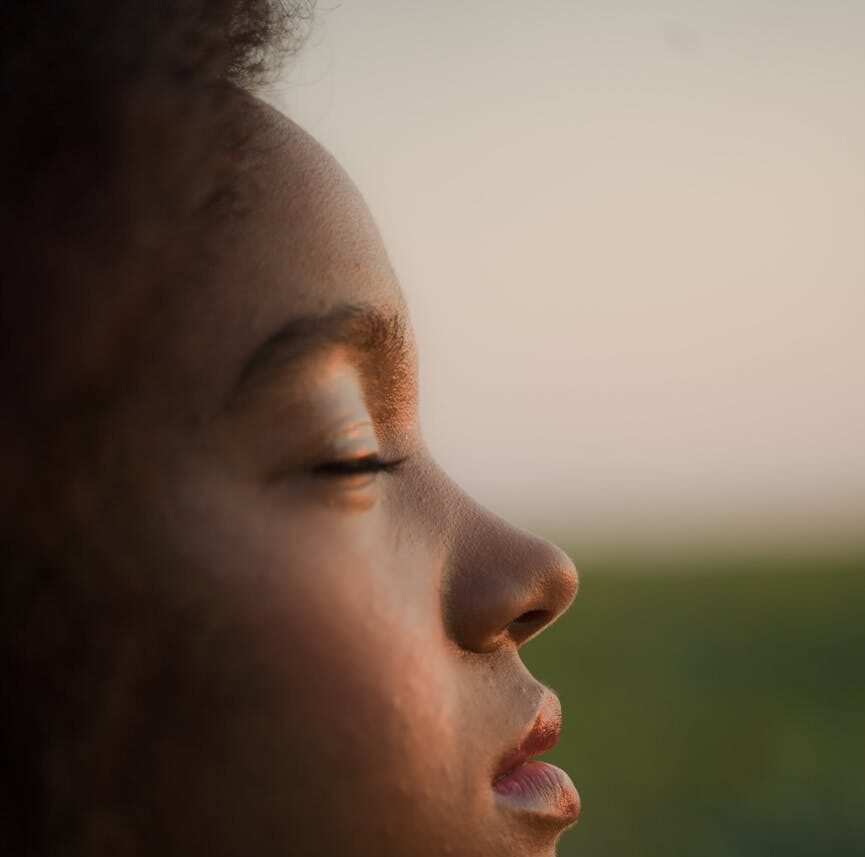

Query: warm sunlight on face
[64,101,579,857]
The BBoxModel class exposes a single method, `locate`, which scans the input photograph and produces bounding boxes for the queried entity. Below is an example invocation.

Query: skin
[19,100,578,856]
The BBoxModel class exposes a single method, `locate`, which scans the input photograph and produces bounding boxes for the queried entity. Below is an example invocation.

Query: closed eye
[312,454,407,477]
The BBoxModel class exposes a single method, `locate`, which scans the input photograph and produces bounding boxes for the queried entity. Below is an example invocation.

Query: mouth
[491,692,580,827]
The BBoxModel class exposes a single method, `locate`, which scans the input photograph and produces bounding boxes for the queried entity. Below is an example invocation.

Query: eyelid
[323,419,378,454]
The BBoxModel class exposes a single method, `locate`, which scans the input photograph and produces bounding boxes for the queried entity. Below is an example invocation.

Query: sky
[267,0,865,547]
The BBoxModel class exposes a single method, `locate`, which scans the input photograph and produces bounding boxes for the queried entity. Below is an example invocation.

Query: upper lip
[493,692,563,784]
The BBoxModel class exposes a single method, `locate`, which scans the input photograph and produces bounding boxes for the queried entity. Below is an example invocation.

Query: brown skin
[27,101,578,856]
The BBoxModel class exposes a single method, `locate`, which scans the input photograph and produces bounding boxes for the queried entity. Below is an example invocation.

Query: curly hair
[0,0,314,416]
[0,4,313,854]
[1,0,313,192]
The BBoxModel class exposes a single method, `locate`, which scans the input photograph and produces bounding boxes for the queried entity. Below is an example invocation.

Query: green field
[521,551,865,857]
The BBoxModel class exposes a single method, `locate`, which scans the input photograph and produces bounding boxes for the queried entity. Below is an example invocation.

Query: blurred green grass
[521,550,865,857]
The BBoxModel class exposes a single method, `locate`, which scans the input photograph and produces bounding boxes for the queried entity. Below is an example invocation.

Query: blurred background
[268,2,865,854]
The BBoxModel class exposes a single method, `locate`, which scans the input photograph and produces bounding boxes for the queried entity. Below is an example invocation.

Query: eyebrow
[228,303,413,412]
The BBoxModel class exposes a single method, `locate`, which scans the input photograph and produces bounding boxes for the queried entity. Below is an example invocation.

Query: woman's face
[73,104,579,857]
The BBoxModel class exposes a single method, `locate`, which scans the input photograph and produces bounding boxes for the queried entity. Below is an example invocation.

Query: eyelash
[312,454,407,478]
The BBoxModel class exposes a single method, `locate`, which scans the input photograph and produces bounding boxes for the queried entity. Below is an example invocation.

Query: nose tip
[442,515,579,654]
[507,543,578,647]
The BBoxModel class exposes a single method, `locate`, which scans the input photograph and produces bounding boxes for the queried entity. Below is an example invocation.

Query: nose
[441,498,578,653]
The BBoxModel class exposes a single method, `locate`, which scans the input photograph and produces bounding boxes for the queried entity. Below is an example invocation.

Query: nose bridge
[438,484,578,654]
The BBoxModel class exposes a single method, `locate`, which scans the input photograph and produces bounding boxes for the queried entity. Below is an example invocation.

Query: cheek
[158,481,467,848]
[262,518,452,759]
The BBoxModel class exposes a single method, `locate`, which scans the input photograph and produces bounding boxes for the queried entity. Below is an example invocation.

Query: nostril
[512,609,549,626]
[506,609,554,645]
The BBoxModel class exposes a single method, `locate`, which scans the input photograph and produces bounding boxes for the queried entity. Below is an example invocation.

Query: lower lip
[493,761,581,825]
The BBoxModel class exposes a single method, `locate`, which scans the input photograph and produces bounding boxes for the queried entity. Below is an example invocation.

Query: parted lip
[493,693,563,784]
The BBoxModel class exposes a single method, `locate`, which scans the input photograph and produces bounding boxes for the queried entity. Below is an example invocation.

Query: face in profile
[23,102,579,857]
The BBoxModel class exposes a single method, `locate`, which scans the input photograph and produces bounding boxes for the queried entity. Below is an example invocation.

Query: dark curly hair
[0,3,313,854]
[0,0,313,415]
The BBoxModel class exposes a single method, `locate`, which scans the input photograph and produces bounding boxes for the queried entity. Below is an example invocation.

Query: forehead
[223,104,404,338]
[131,103,410,418]
[237,104,403,316]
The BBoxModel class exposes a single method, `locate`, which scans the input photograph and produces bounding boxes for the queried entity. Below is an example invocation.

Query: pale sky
[267,0,865,546]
